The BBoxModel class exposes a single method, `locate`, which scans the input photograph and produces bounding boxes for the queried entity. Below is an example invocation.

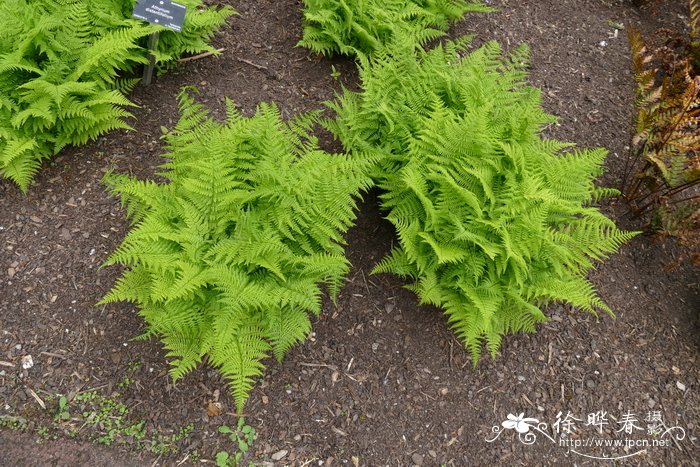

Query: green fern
[298,0,492,58]
[0,0,233,191]
[327,37,639,363]
[101,89,375,412]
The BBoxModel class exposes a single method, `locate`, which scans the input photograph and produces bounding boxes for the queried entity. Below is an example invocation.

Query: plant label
[133,0,186,32]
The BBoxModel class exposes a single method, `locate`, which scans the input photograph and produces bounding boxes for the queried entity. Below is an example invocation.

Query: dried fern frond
[625,11,700,268]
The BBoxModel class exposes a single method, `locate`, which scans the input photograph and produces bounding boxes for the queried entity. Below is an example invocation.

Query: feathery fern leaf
[298,0,492,58]
[328,37,638,363]
[0,0,233,191]
[625,15,700,266]
[102,90,375,412]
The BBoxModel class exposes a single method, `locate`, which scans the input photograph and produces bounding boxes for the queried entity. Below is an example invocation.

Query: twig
[40,351,67,359]
[236,57,268,71]
[178,48,226,63]
[360,269,371,297]
[448,340,453,369]
[27,388,46,410]
[299,362,337,370]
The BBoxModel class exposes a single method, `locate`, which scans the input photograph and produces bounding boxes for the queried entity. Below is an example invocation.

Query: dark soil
[1,0,698,466]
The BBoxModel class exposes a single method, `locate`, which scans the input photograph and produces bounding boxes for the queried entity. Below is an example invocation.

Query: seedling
[54,396,70,422]
[216,418,257,466]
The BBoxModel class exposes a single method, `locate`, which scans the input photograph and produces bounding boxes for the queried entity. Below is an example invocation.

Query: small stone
[7,268,15,278]
[586,379,596,389]
[262,395,269,404]
[648,398,656,409]
[21,355,33,370]
[676,381,686,391]
[428,450,437,458]
[439,387,449,396]
[411,453,424,465]
[30,216,42,223]
[385,303,395,313]
[271,450,288,461]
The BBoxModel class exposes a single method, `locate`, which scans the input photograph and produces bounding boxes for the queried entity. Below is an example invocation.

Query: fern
[101,89,375,412]
[625,10,700,266]
[326,37,638,363]
[0,0,233,191]
[298,0,492,58]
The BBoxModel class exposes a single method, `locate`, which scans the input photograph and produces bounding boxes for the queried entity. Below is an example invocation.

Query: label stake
[142,31,160,86]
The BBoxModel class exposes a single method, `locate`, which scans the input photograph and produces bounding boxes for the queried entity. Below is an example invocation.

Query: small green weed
[0,415,28,431]
[54,396,70,422]
[127,359,143,373]
[216,418,257,466]
[146,423,194,455]
[76,391,145,446]
[116,375,135,391]
[36,425,50,440]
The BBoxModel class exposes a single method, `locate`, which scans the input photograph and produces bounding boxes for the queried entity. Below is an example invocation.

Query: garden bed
[1,0,698,465]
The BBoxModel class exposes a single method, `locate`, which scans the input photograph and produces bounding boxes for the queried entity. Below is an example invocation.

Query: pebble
[271,449,288,461]
[411,453,424,465]
[21,355,33,370]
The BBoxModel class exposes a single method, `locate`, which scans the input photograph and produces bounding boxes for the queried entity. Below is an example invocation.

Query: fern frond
[298,0,492,58]
[102,90,372,412]
[0,0,233,190]
[328,37,636,364]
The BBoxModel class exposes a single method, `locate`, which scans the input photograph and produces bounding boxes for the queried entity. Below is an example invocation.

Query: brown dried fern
[625,11,700,266]
[691,0,700,70]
